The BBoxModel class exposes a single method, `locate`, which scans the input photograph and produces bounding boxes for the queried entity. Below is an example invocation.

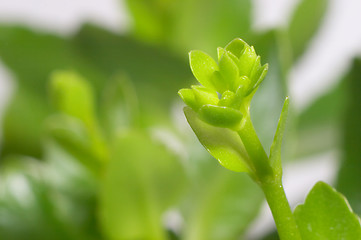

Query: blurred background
[0,0,360,239]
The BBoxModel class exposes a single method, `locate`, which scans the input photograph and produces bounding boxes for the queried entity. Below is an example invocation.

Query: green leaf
[1,87,49,158]
[184,107,252,173]
[295,77,346,158]
[0,156,97,240]
[191,85,219,106]
[238,45,257,77]
[125,0,169,44]
[294,181,361,240]
[225,38,247,58]
[71,24,191,126]
[336,58,361,215]
[46,115,102,174]
[182,160,263,240]
[169,0,252,55]
[99,130,186,240]
[269,97,289,177]
[49,71,108,164]
[99,73,140,135]
[189,50,219,90]
[50,71,96,128]
[288,0,328,59]
[198,105,243,129]
[219,52,239,92]
[0,24,106,158]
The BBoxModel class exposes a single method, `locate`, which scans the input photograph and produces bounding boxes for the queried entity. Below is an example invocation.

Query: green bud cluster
[178,38,268,129]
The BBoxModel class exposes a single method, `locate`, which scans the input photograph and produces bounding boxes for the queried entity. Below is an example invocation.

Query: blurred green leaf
[46,115,103,174]
[294,78,346,158]
[99,73,140,136]
[1,87,50,158]
[50,71,97,128]
[0,156,97,240]
[0,24,190,158]
[181,148,263,240]
[48,71,108,167]
[294,181,361,239]
[170,0,252,55]
[99,130,186,240]
[0,25,105,158]
[288,0,328,59]
[125,0,172,44]
[71,24,191,126]
[336,58,361,215]
[125,0,252,55]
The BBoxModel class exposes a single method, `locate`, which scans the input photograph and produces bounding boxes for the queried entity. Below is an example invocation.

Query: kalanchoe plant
[179,39,267,130]
[179,38,361,240]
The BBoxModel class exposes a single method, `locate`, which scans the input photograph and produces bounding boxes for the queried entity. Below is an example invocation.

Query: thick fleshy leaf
[238,45,257,77]
[100,130,186,240]
[178,88,199,110]
[288,0,328,59]
[225,38,247,58]
[294,182,361,240]
[198,105,243,129]
[219,52,239,92]
[269,97,289,178]
[191,85,219,106]
[184,107,252,173]
[218,90,236,107]
[189,50,219,90]
[250,63,268,94]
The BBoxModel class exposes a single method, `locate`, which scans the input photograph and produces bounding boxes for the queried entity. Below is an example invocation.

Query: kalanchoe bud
[178,38,268,129]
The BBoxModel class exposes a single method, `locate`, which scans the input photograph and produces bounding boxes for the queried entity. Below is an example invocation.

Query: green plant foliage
[99,130,186,240]
[269,97,289,178]
[336,59,361,215]
[0,25,105,158]
[0,155,98,240]
[294,181,361,239]
[48,71,108,173]
[294,80,346,158]
[125,0,252,54]
[0,0,357,239]
[71,25,191,126]
[288,0,328,60]
[181,157,263,240]
[179,39,268,131]
[184,107,251,173]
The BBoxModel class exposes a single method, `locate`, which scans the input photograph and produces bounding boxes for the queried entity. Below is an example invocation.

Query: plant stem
[238,116,302,239]
[261,179,302,240]
[237,115,272,181]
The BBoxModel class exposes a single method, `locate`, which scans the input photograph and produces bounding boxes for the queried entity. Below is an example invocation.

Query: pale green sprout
[179,38,268,130]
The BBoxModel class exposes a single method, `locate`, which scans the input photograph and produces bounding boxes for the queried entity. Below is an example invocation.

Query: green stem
[237,115,272,182]
[238,116,301,239]
[261,179,302,240]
